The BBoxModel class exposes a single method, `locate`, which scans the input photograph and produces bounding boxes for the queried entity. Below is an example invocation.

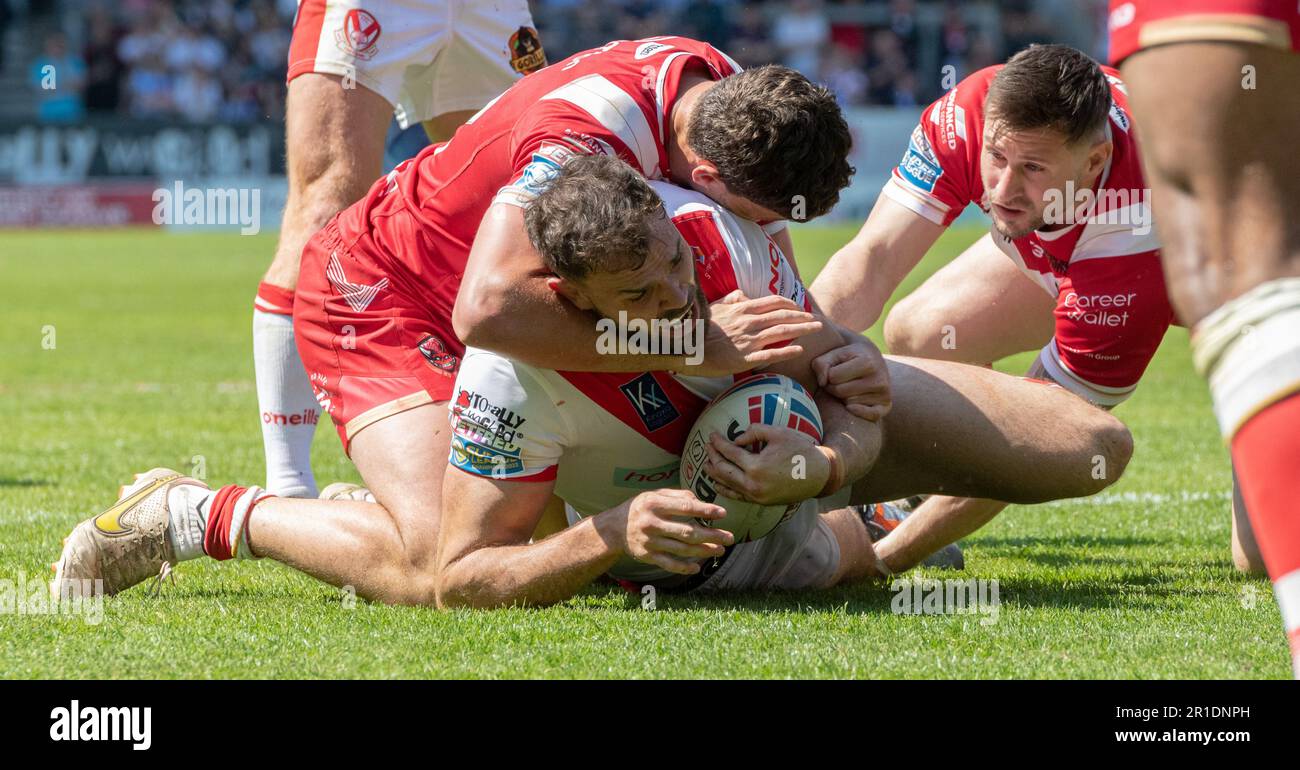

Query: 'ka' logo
[619,373,679,431]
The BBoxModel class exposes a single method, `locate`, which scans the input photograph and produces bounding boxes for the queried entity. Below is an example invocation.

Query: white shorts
[696,500,841,592]
[287,0,546,128]
[611,499,842,593]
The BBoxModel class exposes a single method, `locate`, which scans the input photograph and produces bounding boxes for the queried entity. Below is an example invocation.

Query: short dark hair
[985,44,1111,145]
[687,65,854,220]
[523,154,666,282]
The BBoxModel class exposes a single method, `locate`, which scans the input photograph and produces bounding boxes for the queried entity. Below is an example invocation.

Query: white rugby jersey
[448,182,813,582]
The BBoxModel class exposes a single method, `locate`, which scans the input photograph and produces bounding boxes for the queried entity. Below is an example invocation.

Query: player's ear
[689,160,724,192]
[546,275,595,310]
[1084,137,1112,177]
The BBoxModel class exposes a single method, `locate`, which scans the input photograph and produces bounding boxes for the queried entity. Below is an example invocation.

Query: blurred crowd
[18,0,1105,123]
[29,0,295,123]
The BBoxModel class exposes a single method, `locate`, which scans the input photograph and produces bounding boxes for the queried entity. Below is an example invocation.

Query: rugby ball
[679,373,824,542]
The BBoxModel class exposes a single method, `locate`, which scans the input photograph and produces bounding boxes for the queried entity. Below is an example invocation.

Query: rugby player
[52,156,1131,605]
[808,44,1260,575]
[255,0,546,499]
[436,156,1136,605]
[52,38,877,605]
[1109,0,1300,675]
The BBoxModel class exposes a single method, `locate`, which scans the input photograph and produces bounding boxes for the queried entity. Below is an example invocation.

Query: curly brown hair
[686,65,855,220]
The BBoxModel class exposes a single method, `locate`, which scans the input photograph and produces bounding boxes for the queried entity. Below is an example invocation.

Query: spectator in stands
[821,42,869,107]
[31,32,86,123]
[728,3,778,69]
[84,11,123,113]
[773,0,829,75]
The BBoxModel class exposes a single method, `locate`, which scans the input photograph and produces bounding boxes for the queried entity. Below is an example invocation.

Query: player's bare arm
[810,193,946,332]
[454,202,822,377]
[435,473,732,609]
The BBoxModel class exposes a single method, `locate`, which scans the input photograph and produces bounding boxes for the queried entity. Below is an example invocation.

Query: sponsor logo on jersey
[1061,291,1138,327]
[613,460,681,489]
[508,27,547,74]
[417,334,459,373]
[635,41,675,60]
[335,9,381,60]
[619,372,680,431]
[453,388,526,450]
[450,433,525,476]
[562,130,612,157]
[505,143,575,201]
[1109,101,1130,133]
[930,90,967,150]
[898,133,944,194]
[909,124,939,164]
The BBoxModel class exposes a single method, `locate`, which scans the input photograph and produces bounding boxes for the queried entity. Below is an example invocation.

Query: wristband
[817,446,845,498]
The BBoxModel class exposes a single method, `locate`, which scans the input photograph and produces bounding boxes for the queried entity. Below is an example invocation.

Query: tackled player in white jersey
[434,155,1136,606]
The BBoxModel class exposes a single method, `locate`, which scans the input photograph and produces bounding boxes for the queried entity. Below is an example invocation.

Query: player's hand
[812,338,892,421]
[687,290,823,377]
[617,489,733,575]
[704,424,830,506]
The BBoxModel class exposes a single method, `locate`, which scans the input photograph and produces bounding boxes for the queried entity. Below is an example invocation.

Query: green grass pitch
[0,224,1286,678]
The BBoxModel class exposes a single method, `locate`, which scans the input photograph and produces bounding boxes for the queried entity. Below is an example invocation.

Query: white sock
[166,485,266,561]
[253,307,319,498]
[167,485,214,562]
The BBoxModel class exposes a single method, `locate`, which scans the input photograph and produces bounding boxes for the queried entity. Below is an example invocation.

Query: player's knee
[1231,547,1267,576]
[883,300,939,357]
[1087,415,1133,493]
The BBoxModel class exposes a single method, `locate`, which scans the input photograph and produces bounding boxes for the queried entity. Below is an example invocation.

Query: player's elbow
[434,558,524,610]
[452,273,510,348]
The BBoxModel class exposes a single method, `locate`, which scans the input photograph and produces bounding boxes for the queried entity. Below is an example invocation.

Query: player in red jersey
[255,0,547,501]
[810,45,1198,574]
[1109,0,1300,676]
[52,38,878,605]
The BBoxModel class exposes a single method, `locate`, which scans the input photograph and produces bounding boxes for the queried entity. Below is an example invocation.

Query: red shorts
[294,216,463,455]
[1109,0,1300,64]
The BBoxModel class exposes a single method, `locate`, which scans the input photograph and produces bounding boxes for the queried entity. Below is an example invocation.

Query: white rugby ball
[679,373,824,542]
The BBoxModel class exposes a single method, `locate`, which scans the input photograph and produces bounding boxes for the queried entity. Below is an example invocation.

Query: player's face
[980,121,1083,239]
[562,217,708,328]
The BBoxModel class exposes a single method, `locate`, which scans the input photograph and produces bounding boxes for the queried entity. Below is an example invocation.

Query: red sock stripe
[254,282,296,316]
[203,484,247,561]
[1231,393,1300,581]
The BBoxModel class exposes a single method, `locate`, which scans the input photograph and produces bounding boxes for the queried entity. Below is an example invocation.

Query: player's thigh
[348,402,453,567]
[884,233,1056,362]
[266,74,394,288]
[400,3,542,130]
[1122,43,1300,325]
[852,356,1133,504]
[284,73,392,204]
